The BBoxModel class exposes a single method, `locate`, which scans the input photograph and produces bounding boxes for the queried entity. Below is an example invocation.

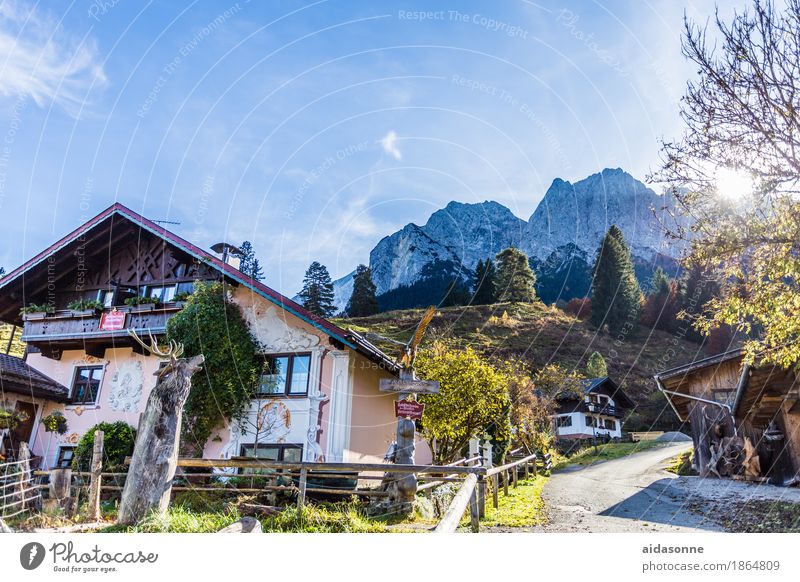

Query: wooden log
[434,473,478,533]
[236,503,281,518]
[523,460,529,480]
[512,465,518,488]
[117,354,205,526]
[503,470,509,496]
[49,468,72,501]
[469,484,480,533]
[532,454,538,476]
[218,517,262,533]
[492,474,499,509]
[142,457,484,475]
[87,431,104,520]
[297,468,308,510]
[477,476,486,518]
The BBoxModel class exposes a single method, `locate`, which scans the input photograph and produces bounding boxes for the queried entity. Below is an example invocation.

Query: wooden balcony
[20,303,185,359]
[581,401,625,418]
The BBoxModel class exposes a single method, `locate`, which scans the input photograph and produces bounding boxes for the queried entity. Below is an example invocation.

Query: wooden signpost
[394,399,425,420]
[380,378,440,394]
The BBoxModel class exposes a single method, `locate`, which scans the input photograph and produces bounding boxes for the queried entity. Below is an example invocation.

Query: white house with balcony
[553,377,634,440]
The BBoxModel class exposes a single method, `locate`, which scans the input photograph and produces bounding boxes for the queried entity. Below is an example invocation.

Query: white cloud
[379,130,402,161]
[0,1,106,117]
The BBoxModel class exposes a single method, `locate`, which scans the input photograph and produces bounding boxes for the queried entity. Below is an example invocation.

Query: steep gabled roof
[0,353,69,402]
[0,203,397,371]
[555,376,635,409]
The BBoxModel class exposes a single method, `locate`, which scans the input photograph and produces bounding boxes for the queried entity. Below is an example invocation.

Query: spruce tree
[299,261,336,317]
[590,226,642,334]
[494,247,536,303]
[472,258,497,305]
[586,351,608,378]
[346,264,379,317]
[236,241,265,281]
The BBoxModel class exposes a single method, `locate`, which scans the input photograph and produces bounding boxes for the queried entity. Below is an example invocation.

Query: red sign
[99,311,126,331]
[395,400,425,420]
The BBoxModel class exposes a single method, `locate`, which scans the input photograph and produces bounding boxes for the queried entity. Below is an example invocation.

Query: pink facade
[1,203,431,471]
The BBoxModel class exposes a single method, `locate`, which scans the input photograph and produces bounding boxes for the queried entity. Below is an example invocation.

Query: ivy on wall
[166,281,260,453]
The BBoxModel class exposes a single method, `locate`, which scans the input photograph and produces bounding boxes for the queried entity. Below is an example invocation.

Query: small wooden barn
[655,350,800,485]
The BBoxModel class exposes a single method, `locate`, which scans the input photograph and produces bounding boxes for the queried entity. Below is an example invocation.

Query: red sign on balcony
[99,310,126,331]
[394,400,425,420]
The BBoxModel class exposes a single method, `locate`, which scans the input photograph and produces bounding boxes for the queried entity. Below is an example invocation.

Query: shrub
[124,296,160,307]
[72,422,136,472]
[19,303,53,316]
[67,299,104,312]
[563,297,591,320]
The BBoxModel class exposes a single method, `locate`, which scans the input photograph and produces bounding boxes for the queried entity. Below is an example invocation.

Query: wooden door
[8,401,37,457]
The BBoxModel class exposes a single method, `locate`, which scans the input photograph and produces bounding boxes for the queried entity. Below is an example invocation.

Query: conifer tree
[472,258,497,305]
[236,241,264,282]
[299,261,336,317]
[590,226,642,334]
[641,267,681,332]
[586,351,608,378]
[494,247,536,303]
[346,264,379,317]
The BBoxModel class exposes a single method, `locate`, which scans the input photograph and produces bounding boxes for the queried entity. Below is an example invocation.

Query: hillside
[336,302,707,431]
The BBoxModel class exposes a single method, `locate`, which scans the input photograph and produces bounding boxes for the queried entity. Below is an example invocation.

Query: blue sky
[0,0,737,294]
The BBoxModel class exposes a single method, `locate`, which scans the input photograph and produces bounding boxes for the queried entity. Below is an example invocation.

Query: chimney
[210,242,242,270]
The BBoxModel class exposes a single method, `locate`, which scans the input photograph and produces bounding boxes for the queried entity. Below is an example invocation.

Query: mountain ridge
[320,168,686,312]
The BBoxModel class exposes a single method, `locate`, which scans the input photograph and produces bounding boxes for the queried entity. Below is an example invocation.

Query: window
[256,354,311,396]
[713,390,735,406]
[97,289,114,308]
[585,416,596,428]
[70,366,103,405]
[556,415,572,428]
[240,443,303,462]
[604,419,616,430]
[56,446,75,469]
[176,281,194,296]
[146,285,176,302]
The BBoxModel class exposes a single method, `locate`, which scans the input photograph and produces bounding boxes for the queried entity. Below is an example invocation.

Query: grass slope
[336,302,706,430]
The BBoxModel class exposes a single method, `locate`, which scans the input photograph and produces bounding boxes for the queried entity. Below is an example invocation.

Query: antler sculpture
[128,329,185,378]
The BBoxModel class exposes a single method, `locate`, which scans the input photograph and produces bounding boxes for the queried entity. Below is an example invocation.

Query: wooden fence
[0,444,40,520]
[33,439,553,533]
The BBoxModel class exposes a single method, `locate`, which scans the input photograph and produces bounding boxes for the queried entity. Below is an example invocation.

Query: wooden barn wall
[780,402,800,474]
[684,360,741,400]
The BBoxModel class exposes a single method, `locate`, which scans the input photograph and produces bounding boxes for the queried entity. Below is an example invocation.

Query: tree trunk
[117,355,204,526]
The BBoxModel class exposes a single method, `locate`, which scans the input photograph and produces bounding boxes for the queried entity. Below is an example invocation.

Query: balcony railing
[582,401,624,418]
[20,303,185,343]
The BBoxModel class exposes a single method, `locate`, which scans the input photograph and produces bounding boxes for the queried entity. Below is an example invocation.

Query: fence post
[88,430,104,521]
[503,469,509,496]
[492,474,499,508]
[479,441,492,518]
[297,468,308,510]
[523,458,530,480]
[512,464,518,488]
[15,442,33,512]
[469,484,480,533]
[532,453,538,477]
[476,474,486,518]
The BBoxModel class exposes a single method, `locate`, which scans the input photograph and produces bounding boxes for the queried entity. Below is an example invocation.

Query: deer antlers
[127,329,184,360]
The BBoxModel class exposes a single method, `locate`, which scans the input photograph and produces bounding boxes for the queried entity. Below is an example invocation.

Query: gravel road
[533,442,721,532]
